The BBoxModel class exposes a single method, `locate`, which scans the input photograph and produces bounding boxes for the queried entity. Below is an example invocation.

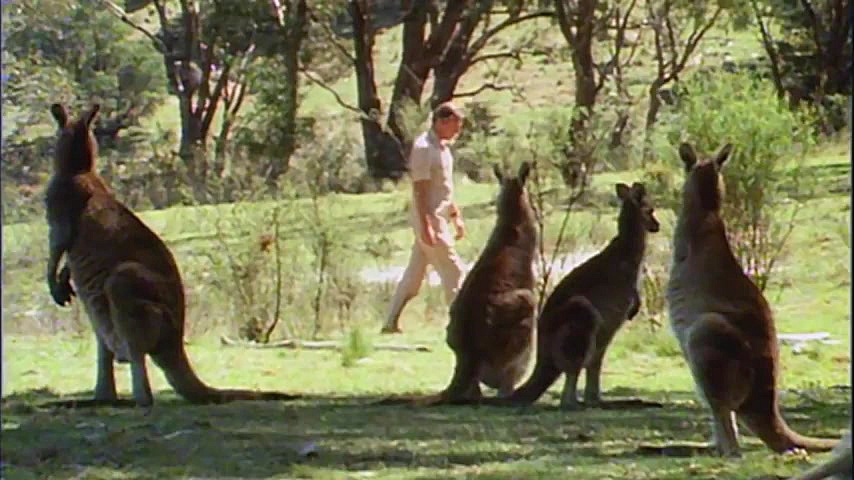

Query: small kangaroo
[789,430,852,480]
[44,103,299,408]
[503,182,660,410]
[380,162,538,406]
[667,141,838,456]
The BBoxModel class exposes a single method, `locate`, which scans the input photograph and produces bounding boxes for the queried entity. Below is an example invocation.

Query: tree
[315,1,552,179]
[3,0,167,148]
[752,0,850,114]
[643,0,724,158]
[99,0,286,197]
[551,0,640,184]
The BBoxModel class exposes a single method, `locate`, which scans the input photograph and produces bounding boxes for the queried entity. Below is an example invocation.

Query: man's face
[435,115,463,140]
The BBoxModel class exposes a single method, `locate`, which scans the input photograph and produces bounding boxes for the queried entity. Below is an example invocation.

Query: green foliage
[453,102,501,182]
[3,0,166,125]
[340,326,373,367]
[652,72,818,290]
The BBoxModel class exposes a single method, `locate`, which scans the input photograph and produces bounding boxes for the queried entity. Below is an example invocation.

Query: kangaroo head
[678,142,733,212]
[50,103,100,176]
[492,162,531,202]
[616,181,660,233]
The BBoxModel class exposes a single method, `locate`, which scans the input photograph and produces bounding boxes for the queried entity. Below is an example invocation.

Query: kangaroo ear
[518,161,531,184]
[50,103,69,128]
[631,181,646,200]
[615,183,631,200]
[715,143,733,168]
[84,104,101,129]
[679,142,697,171]
[493,163,504,182]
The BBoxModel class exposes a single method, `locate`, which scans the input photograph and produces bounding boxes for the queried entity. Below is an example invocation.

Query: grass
[1,140,850,479]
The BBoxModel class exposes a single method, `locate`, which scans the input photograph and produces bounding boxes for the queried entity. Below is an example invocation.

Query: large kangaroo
[380,162,538,406]
[44,103,299,408]
[502,182,660,409]
[667,141,838,456]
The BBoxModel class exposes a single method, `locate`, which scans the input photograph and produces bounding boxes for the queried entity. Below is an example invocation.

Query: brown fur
[667,141,838,456]
[498,182,661,409]
[380,162,538,406]
[43,103,299,409]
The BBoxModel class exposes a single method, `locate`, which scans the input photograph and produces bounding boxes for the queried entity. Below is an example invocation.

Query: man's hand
[420,216,437,246]
[452,215,466,240]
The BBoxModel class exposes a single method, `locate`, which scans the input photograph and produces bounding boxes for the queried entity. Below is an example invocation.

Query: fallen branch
[219,335,432,352]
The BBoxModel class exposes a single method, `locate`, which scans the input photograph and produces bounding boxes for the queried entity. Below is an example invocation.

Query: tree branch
[300,66,375,122]
[200,63,231,138]
[671,6,722,81]
[750,0,785,98]
[648,0,667,78]
[468,10,555,57]
[306,5,357,64]
[554,1,577,46]
[663,0,678,73]
[467,50,523,68]
[97,0,168,52]
[453,82,513,99]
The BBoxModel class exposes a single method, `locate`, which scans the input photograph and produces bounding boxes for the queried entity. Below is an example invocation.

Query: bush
[651,72,818,291]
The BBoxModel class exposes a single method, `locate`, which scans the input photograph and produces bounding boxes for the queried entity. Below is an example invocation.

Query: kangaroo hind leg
[104,262,171,409]
[551,296,600,410]
[685,313,754,457]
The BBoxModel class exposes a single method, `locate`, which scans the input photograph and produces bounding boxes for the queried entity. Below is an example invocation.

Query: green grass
[2,141,850,479]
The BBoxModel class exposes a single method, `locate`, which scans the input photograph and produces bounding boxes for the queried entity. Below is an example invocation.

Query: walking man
[381,102,467,334]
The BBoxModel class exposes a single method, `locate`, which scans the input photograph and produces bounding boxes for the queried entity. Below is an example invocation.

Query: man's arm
[409,145,437,246]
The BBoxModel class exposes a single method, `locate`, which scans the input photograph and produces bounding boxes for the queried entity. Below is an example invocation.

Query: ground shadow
[2,386,849,479]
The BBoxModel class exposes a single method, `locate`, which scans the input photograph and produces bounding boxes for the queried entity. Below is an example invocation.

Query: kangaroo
[667,141,838,456]
[789,430,852,480]
[380,162,538,406]
[500,182,660,410]
[44,103,299,409]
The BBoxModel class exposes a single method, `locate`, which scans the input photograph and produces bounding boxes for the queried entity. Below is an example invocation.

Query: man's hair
[432,102,463,123]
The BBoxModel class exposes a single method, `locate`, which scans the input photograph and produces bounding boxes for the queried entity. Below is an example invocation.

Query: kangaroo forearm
[47,221,73,286]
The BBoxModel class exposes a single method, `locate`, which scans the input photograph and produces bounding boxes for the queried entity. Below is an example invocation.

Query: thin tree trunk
[350,0,404,178]
[750,0,786,99]
[266,0,308,186]
[386,0,430,146]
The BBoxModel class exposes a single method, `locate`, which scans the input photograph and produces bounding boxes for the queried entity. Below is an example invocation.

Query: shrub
[651,72,818,291]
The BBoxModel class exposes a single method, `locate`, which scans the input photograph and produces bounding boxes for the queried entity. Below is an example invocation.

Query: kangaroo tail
[754,414,841,453]
[740,393,840,453]
[151,344,299,404]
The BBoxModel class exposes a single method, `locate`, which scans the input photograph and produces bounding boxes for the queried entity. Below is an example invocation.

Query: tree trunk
[386,0,430,147]
[644,79,665,133]
[430,4,488,108]
[177,95,207,197]
[751,0,786,99]
[642,79,665,163]
[266,0,308,187]
[351,0,406,179]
